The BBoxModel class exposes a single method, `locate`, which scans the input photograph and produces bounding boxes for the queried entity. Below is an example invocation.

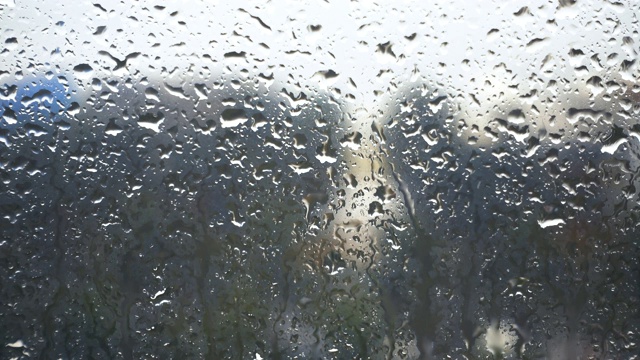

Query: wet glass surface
[1,0,639,358]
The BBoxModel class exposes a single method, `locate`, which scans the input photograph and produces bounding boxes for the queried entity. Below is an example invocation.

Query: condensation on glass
[1,0,639,358]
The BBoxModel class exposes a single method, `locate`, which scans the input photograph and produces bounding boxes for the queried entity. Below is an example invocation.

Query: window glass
[1,1,639,358]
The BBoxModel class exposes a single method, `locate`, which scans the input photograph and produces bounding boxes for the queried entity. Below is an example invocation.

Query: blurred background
[1,0,639,358]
